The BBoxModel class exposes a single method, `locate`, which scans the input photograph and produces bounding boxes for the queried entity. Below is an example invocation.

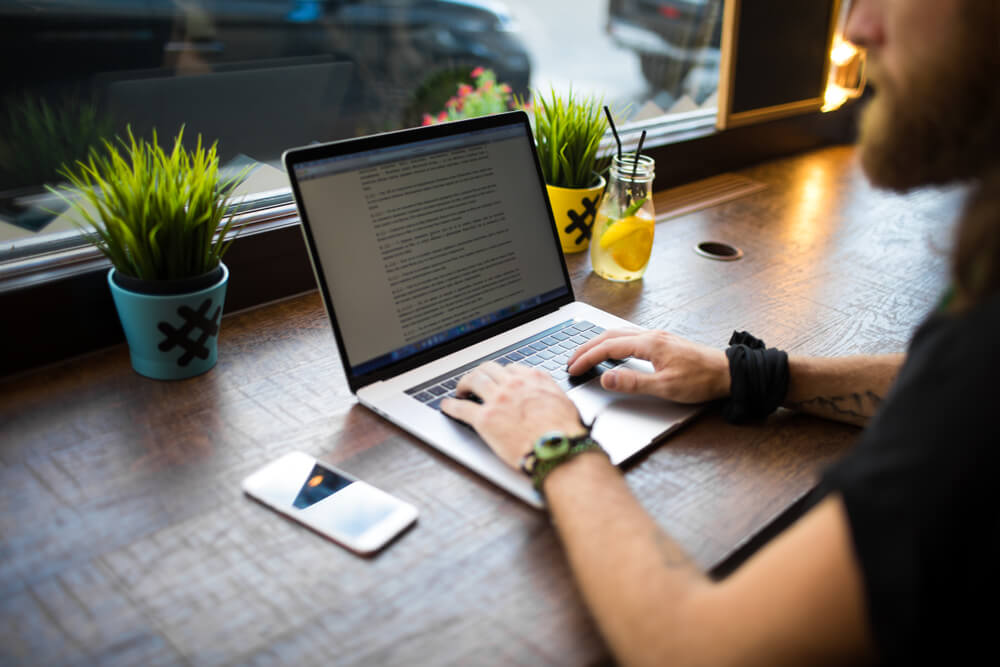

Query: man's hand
[440,362,587,468]
[567,329,730,404]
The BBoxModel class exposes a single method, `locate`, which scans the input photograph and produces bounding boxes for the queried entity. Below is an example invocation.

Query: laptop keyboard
[405,319,623,410]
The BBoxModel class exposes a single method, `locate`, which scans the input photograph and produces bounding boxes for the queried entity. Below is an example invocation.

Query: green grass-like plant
[48,126,247,282]
[528,88,610,189]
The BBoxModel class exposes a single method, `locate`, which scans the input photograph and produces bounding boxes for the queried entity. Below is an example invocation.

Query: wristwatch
[520,431,606,492]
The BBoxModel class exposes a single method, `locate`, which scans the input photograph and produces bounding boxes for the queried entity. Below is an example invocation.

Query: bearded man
[441,0,1000,664]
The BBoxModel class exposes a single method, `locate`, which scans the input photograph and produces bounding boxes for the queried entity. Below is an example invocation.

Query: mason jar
[590,153,656,282]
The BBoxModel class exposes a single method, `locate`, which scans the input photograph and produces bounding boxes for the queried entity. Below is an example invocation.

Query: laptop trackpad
[570,368,697,465]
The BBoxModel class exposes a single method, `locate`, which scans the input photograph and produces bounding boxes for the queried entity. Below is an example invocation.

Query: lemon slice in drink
[612,228,654,271]
[599,214,650,249]
[599,212,654,272]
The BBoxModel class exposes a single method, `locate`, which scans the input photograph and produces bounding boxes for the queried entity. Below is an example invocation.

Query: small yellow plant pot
[546,175,606,253]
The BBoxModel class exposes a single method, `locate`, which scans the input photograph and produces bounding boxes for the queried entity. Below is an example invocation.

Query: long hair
[951,171,1000,312]
[946,2,1000,312]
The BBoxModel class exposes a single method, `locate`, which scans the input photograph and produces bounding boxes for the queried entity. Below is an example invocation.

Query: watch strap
[530,436,606,492]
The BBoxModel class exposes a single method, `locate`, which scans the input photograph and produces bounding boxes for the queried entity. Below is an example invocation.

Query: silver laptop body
[284,111,700,508]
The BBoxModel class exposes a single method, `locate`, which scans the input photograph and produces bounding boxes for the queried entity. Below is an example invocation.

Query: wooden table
[0,146,964,665]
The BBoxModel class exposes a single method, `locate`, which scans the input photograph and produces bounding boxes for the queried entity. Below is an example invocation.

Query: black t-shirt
[818,290,1000,664]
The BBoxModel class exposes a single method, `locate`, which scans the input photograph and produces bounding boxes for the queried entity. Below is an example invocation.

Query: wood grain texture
[0,146,964,665]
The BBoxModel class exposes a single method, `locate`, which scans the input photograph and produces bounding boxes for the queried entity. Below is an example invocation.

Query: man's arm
[441,364,878,666]
[566,330,904,427]
[543,453,876,667]
[783,355,904,426]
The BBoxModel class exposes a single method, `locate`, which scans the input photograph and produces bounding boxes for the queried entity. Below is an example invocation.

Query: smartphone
[242,451,418,555]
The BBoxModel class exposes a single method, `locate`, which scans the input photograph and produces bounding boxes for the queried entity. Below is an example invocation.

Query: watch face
[535,433,571,461]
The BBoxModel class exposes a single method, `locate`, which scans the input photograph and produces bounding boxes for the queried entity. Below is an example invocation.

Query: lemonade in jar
[591,153,655,282]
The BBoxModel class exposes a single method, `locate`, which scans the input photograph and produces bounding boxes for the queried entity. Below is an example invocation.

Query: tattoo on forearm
[788,391,883,421]
[655,532,695,571]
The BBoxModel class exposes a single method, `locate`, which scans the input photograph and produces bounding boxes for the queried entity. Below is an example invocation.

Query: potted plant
[527,88,611,253]
[48,126,247,380]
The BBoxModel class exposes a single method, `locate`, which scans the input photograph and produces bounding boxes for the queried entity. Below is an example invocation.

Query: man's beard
[857,5,1000,191]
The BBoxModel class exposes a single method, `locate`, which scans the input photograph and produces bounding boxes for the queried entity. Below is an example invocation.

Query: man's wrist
[722,330,790,423]
[521,432,607,492]
[538,447,609,494]
[713,351,733,398]
[517,426,587,472]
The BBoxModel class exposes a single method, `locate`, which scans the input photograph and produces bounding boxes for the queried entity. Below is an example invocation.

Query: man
[441,0,1000,664]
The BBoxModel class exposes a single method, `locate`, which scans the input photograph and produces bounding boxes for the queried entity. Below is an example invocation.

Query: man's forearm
[544,452,709,666]
[540,448,876,667]
[783,354,904,426]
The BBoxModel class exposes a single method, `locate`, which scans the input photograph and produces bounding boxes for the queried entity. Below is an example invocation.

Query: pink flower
[499,83,511,94]
[437,111,448,122]
[458,84,473,98]
[470,66,485,78]
[422,113,434,126]
[482,79,493,91]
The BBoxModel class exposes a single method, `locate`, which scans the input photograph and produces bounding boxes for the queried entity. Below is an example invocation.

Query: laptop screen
[287,113,572,382]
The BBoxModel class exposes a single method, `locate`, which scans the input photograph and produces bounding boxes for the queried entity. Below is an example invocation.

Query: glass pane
[0,0,721,259]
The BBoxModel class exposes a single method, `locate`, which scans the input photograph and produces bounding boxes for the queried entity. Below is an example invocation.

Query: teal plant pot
[108,263,229,380]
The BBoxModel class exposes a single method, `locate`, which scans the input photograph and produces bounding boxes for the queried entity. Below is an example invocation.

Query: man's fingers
[440,396,479,425]
[600,367,653,394]
[566,332,607,364]
[456,361,502,400]
[567,335,644,375]
[567,329,636,366]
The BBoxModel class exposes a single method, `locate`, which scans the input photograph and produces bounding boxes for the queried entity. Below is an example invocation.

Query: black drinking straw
[630,130,647,184]
[626,130,647,208]
[604,105,622,160]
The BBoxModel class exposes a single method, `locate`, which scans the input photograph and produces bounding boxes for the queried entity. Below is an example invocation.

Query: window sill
[0,196,299,293]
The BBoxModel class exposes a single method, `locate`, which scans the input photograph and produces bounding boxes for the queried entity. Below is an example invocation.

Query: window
[0,0,857,375]
[0,0,724,267]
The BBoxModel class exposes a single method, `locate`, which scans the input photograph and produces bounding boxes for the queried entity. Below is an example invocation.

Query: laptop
[283,111,702,508]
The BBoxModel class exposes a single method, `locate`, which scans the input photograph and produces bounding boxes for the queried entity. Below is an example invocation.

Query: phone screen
[292,462,404,539]
[293,462,353,509]
[243,452,418,552]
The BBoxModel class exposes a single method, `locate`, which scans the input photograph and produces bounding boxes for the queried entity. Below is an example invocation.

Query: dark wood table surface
[0,145,965,666]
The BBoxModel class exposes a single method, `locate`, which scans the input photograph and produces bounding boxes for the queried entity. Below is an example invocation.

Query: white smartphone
[242,451,418,555]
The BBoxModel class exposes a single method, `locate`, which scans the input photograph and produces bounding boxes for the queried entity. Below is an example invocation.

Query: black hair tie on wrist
[722,330,789,423]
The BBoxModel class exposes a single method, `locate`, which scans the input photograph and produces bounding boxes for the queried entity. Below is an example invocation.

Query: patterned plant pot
[545,175,606,253]
[108,263,229,380]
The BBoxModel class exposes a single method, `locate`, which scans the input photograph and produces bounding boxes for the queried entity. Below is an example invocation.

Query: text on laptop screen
[293,123,570,376]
